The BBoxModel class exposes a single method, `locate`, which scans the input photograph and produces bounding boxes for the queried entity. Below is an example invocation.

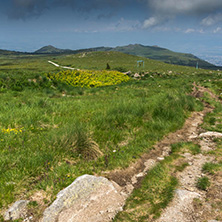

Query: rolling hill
[33,44,217,69]
[34,45,112,55]
[0,49,24,55]
[0,44,218,69]
[111,44,215,69]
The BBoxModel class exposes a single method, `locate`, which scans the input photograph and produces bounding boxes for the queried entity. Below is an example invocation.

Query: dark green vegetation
[1,43,218,69]
[196,176,211,190]
[202,162,222,175]
[0,50,222,220]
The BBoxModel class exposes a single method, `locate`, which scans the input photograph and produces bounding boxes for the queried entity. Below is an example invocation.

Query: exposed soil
[103,84,222,222]
[105,85,213,191]
[156,86,222,222]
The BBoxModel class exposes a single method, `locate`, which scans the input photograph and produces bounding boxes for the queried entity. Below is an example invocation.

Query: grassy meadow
[0,51,221,220]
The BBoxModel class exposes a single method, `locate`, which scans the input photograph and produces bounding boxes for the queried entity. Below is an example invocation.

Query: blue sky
[1,0,222,58]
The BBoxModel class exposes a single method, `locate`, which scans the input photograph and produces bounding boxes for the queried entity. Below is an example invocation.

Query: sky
[1,0,222,59]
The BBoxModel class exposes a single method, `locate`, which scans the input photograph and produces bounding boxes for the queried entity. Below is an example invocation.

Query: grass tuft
[196,176,210,191]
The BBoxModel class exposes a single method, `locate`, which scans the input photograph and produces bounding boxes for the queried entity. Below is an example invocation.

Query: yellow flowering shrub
[47,70,130,88]
[1,127,24,134]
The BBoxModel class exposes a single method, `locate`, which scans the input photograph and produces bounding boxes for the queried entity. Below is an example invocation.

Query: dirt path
[103,84,222,221]
[48,61,79,70]
[156,87,222,222]
[105,86,212,189]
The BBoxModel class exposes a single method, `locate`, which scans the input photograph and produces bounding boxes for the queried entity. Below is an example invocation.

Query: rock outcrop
[42,174,126,222]
[4,200,29,221]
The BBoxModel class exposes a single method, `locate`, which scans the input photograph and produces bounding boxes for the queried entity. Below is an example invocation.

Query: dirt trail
[48,61,79,70]
[105,85,212,189]
[156,86,222,222]
[104,84,222,222]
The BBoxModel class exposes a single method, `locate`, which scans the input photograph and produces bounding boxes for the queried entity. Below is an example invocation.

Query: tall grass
[0,52,217,216]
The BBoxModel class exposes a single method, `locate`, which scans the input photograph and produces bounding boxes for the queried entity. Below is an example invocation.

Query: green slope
[111,44,216,69]
[0,49,24,55]
[0,44,218,70]
[33,44,217,69]
[53,51,202,74]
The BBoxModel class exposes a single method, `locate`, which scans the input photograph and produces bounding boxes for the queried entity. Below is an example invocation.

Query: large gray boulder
[42,174,125,222]
[4,200,29,221]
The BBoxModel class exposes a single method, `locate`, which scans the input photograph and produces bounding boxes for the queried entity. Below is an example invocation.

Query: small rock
[4,200,29,221]
[157,157,164,161]
[136,172,144,178]
[125,183,134,194]
[133,73,140,78]
[143,159,156,171]
[183,153,192,158]
[199,132,222,138]
[124,71,131,76]
[175,189,201,201]
[186,187,195,192]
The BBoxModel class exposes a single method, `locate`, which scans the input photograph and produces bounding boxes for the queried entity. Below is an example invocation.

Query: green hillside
[34,45,112,54]
[53,51,198,73]
[0,50,212,76]
[32,44,217,69]
[111,44,215,69]
[34,45,72,54]
[0,49,24,55]
[0,44,218,69]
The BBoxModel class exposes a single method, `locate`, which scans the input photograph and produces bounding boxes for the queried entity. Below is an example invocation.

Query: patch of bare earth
[106,84,221,222]
[156,86,222,222]
[105,90,213,195]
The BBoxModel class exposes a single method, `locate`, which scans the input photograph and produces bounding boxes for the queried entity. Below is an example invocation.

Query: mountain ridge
[33,44,218,69]
[0,44,219,70]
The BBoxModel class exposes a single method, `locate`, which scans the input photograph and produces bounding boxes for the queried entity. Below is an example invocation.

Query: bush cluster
[47,69,130,88]
[0,75,53,92]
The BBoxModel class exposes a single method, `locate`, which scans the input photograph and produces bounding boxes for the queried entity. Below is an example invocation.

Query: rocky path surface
[156,86,222,222]
[106,86,213,196]
[108,84,222,222]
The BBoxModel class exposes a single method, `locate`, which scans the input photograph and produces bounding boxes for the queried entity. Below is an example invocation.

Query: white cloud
[184,28,204,34]
[201,14,222,26]
[143,17,160,28]
[185,28,195,33]
[213,27,222,33]
[142,0,222,30]
[148,0,222,15]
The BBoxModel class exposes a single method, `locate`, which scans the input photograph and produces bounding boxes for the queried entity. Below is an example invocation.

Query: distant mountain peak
[34,45,63,54]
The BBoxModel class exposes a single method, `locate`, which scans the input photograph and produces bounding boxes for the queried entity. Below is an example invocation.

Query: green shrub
[106,63,111,70]
[74,129,103,160]
[196,176,210,190]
